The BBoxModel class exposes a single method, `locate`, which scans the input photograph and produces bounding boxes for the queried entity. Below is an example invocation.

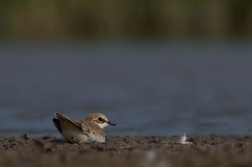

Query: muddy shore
[0,134,251,167]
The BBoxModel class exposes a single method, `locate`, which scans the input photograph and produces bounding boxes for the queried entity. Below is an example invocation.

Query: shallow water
[0,40,252,137]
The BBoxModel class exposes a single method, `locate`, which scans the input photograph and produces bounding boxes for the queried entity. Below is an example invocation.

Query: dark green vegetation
[0,0,251,39]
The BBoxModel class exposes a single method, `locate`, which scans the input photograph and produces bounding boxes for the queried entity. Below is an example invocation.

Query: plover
[53,112,116,143]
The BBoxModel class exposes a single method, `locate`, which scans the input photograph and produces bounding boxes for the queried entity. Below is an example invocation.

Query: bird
[53,112,116,143]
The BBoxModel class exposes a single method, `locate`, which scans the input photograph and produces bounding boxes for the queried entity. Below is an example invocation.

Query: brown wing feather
[54,112,82,131]
[53,118,62,133]
[81,121,106,137]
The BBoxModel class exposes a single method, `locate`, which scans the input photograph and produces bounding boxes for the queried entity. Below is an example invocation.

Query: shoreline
[1,134,252,167]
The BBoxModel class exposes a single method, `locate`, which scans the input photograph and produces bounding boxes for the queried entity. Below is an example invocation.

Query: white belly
[62,130,105,143]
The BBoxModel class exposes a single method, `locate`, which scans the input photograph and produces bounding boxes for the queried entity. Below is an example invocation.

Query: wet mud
[0,134,252,167]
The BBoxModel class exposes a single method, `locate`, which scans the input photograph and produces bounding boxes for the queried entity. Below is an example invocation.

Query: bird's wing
[53,118,62,133]
[80,121,106,137]
[54,112,82,131]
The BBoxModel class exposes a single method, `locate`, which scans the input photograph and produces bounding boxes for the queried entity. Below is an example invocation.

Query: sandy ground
[0,134,252,167]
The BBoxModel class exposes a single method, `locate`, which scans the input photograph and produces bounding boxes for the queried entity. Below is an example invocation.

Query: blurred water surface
[0,40,252,137]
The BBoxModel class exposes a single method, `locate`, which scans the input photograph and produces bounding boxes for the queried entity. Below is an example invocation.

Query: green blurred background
[1,0,251,40]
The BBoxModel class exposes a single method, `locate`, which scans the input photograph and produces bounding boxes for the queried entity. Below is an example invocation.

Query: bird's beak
[107,121,116,126]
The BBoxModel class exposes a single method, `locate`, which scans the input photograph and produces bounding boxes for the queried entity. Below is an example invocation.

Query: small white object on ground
[179,133,192,145]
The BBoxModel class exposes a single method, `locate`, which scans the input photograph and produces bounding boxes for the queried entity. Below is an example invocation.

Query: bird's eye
[98,117,103,122]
